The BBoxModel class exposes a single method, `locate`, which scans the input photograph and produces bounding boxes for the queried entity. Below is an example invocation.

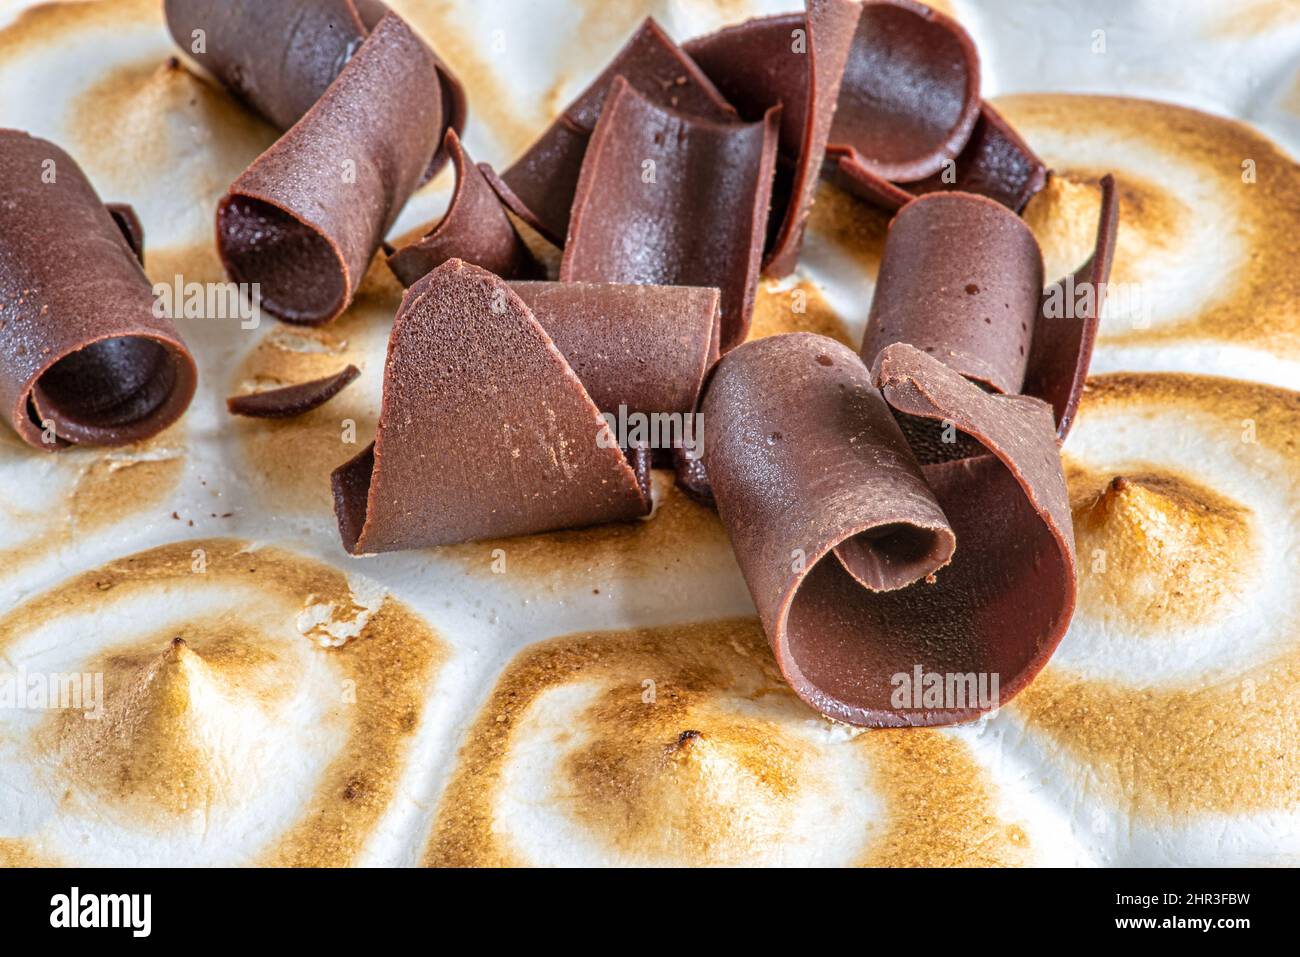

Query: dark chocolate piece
[507,281,719,417]
[702,332,1073,726]
[861,191,1045,394]
[1026,174,1119,438]
[166,1,465,325]
[903,102,1048,212]
[498,18,736,245]
[0,131,197,450]
[227,364,360,419]
[833,102,1048,213]
[332,260,650,554]
[106,203,145,264]
[387,131,543,288]
[829,0,980,182]
[561,77,780,353]
[683,0,859,276]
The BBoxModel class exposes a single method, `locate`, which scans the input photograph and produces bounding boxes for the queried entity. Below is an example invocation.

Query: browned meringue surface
[0,539,445,867]
[425,619,1038,867]
[0,0,1296,866]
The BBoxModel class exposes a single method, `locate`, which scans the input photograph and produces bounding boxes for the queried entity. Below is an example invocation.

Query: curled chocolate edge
[387,130,543,288]
[227,365,361,419]
[165,0,466,326]
[561,77,780,354]
[0,130,197,450]
[333,261,729,553]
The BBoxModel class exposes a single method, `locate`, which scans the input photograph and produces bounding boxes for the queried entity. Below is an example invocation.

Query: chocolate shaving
[683,0,858,277]
[702,333,1073,726]
[829,0,980,183]
[902,103,1048,212]
[227,365,360,419]
[166,1,465,325]
[498,18,736,245]
[1026,174,1120,438]
[861,191,1045,395]
[561,77,780,353]
[0,131,197,450]
[332,260,650,554]
[507,281,719,417]
[832,102,1048,214]
[863,182,1119,438]
[387,130,543,288]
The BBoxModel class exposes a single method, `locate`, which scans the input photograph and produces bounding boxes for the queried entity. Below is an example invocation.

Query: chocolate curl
[866,342,1075,724]
[683,0,859,277]
[165,0,369,130]
[1025,174,1120,439]
[166,3,465,325]
[0,131,197,450]
[701,334,958,724]
[164,0,465,178]
[833,102,1049,215]
[561,78,780,354]
[387,130,543,288]
[703,332,1074,726]
[227,365,360,419]
[331,260,650,554]
[506,282,719,417]
[829,0,980,183]
[497,18,736,245]
[861,192,1045,395]
[901,103,1048,212]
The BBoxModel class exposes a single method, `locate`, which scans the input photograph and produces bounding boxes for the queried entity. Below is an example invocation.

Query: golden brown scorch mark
[425,619,1029,867]
[0,538,445,866]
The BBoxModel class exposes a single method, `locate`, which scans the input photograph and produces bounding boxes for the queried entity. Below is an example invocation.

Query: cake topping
[386,130,543,288]
[700,334,1074,725]
[165,0,466,324]
[683,0,859,276]
[496,17,737,245]
[227,364,361,419]
[331,261,652,554]
[0,130,197,450]
[560,77,780,352]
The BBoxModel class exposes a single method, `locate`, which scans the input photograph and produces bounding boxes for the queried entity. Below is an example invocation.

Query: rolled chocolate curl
[703,332,1074,726]
[0,130,197,450]
[829,0,980,182]
[861,191,1045,395]
[561,77,780,354]
[683,0,859,277]
[497,18,736,245]
[165,1,466,325]
[387,130,543,288]
[332,260,650,554]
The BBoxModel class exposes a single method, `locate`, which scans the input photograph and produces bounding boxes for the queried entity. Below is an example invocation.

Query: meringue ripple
[0,540,445,866]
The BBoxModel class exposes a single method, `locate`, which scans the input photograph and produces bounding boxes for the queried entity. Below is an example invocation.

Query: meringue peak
[1072,468,1254,630]
[53,634,278,813]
